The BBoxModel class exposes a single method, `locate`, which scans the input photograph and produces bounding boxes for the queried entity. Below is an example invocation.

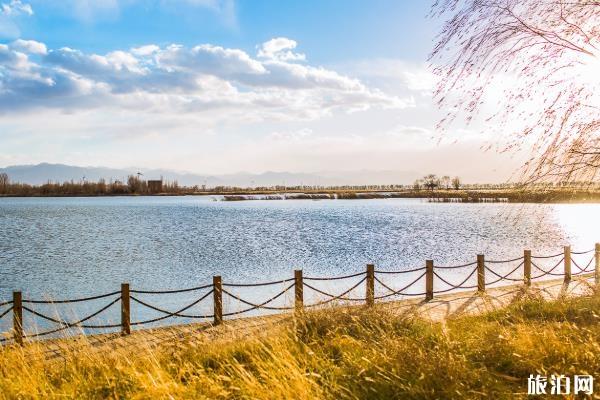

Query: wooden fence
[1,243,599,346]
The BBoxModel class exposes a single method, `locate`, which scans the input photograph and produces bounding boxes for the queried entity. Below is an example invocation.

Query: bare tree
[452,176,461,190]
[441,175,451,189]
[423,174,440,191]
[430,1,600,184]
[0,172,8,194]
[127,175,146,194]
[413,179,423,191]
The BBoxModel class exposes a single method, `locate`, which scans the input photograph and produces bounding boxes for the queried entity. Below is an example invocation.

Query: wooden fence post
[524,250,531,286]
[595,243,600,285]
[564,245,571,283]
[294,270,303,314]
[425,260,434,301]
[213,276,223,326]
[366,264,375,307]
[13,291,23,345]
[477,254,485,293]
[121,283,130,335]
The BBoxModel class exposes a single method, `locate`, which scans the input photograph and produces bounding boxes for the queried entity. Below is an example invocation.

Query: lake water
[0,196,598,335]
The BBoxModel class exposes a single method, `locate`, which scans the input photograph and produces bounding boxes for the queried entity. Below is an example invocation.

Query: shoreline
[2,189,600,203]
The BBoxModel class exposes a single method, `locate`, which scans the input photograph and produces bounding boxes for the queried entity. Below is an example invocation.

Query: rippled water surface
[0,196,598,332]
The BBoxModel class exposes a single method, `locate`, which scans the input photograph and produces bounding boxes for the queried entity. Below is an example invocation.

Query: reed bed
[1,291,599,399]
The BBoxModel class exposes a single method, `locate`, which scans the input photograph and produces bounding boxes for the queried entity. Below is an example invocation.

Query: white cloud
[131,44,160,56]
[258,37,305,62]
[339,59,437,96]
[157,43,267,77]
[0,38,408,118]
[10,38,46,54]
[1,0,33,16]
[0,0,32,38]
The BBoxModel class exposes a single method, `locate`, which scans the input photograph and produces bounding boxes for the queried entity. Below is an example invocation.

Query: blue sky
[17,1,434,61]
[0,0,520,182]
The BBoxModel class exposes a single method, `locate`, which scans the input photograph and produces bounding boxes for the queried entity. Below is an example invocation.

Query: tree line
[0,173,181,196]
[1,172,598,197]
[412,175,461,191]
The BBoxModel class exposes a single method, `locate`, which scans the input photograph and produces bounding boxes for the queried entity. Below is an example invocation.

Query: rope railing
[130,289,214,320]
[221,284,295,311]
[304,277,367,307]
[572,255,595,274]
[484,261,525,283]
[130,284,212,295]
[531,258,565,278]
[486,256,524,264]
[374,266,426,274]
[531,252,564,259]
[434,260,478,269]
[374,273,427,299]
[303,271,366,281]
[433,267,479,293]
[220,285,296,317]
[21,297,122,339]
[0,306,13,321]
[222,278,295,287]
[572,249,595,255]
[22,291,121,304]
[1,243,598,345]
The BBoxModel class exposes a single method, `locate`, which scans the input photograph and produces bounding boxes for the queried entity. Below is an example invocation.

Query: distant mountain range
[0,163,421,187]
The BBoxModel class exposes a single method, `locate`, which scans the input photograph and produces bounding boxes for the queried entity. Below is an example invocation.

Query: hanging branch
[430,0,600,185]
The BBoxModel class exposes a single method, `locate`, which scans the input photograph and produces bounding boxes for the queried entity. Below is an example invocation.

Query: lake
[0,196,598,335]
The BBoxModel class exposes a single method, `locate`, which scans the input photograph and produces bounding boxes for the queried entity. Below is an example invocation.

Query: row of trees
[413,175,461,191]
[0,173,181,196]
[2,172,599,196]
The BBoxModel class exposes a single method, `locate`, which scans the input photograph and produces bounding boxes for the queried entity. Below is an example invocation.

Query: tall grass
[1,292,599,399]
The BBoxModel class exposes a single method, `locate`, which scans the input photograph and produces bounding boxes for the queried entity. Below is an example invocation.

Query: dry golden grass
[1,292,600,399]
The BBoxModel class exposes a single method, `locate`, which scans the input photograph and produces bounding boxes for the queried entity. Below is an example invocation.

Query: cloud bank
[0,37,409,121]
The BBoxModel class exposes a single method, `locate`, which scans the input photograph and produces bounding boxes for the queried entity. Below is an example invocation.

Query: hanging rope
[22,297,122,338]
[374,266,426,274]
[374,272,427,299]
[531,252,564,259]
[23,291,121,304]
[530,258,565,278]
[572,255,595,274]
[304,277,367,307]
[433,267,478,292]
[130,290,214,324]
[222,284,295,311]
[303,271,366,281]
[0,306,13,321]
[131,283,212,295]
[572,249,595,255]
[486,256,524,264]
[435,260,478,269]
[222,278,294,287]
[484,261,525,283]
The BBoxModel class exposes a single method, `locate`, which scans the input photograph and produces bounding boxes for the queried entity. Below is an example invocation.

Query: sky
[0,0,525,182]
